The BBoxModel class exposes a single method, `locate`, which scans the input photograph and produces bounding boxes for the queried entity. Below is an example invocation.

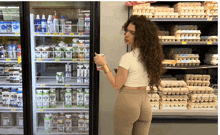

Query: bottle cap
[18,45,21,49]
[48,15,52,20]
[36,14,40,19]
[61,15,65,19]
[42,14,46,19]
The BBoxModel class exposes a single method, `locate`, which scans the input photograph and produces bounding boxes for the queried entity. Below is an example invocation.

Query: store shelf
[34,32,90,37]
[162,41,218,45]
[36,104,88,113]
[150,18,218,22]
[0,58,19,63]
[36,127,88,135]
[0,33,20,37]
[165,65,218,69]
[0,104,23,112]
[0,76,22,87]
[36,77,89,87]
[35,58,89,63]
[0,126,23,134]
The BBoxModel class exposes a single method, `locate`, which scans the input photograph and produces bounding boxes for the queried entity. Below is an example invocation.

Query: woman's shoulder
[121,52,132,58]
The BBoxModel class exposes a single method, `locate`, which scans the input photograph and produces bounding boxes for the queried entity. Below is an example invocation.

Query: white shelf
[34,32,89,37]
[0,104,23,112]
[165,65,218,70]
[0,76,22,87]
[35,58,89,63]
[0,58,19,63]
[162,41,218,45]
[0,33,20,37]
[0,126,23,134]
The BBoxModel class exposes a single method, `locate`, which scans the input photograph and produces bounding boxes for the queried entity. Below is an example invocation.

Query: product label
[65,91,72,107]
[3,117,9,126]
[77,92,84,107]
[50,92,56,108]
[19,117,23,126]
[43,91,49,108]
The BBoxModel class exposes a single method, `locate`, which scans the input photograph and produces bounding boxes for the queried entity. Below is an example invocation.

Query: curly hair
[122,15,166,90]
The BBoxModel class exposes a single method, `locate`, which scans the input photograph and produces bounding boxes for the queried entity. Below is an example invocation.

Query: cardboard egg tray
[175,30,201,38]
[159,102,188,110]
[200,36,218,42]
[174,54,199,61]
[204,59,218,65]
[160,100,187,105]
[133,8,154,14]
[153,13,178,18]
[161,94,188,100]
[154,8,174,13]
[175,60,201,66]
[146,86,158,91]
[186,81,210,87]
[189,94,217,101]
[159,36,176,42]
[205,54,218,61]
[158,88,189,95]
[178,7,205,14]
[150,102,160,109]
[160,80,187,88]
[174,2,202,11]
[148,94,160,102]
[170,25,198,35]
[185,74,211,81]
[188,101,217,109]
[158,31,169,36]
[176,37,200,42]
[133,3,151,9]
[179,14,205,18]
[188,86,214,94]
[169,48,192,55]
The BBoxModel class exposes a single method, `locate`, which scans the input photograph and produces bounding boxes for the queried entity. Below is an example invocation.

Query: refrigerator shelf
[0,76,22,87]
[165,65,218,69]
[0,104,23,112]
[35,58,89,63]
[0,33,20,37]
[0,58,20,63]
[34,32,90,37]
[162,41,218,45]
[0,126,23,134]
[150,18,218,22]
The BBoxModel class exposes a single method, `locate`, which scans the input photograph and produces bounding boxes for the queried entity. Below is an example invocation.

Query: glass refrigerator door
[30,2,90,134]
[0,2,23,135]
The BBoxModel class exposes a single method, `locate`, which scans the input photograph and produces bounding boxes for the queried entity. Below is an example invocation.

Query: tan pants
[113,88,152,135]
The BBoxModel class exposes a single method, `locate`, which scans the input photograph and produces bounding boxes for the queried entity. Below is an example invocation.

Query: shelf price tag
[79,33,83,36]
[37,59,42,61]
[181,68,186,69]
[72,59,77,62]
[15,33,20,35]
[207,18,212,21]
[46,33,51,35]
[207,42,212,45]
[65,85,70,87]
[11,109,15,111]
[59,33,64,35]
[35,32,39,35]
[53,33,58,35]
[182,41,187,44]
[39,109,43,112]
[69,33,74,36]
[55,59,60,62]
[6,59,10,61]
[202,67,207,69]
[40,85,45,87]
[80,59,84,62]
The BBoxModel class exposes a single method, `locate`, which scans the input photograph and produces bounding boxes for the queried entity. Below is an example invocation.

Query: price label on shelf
[53,33,58,35]
[207,18,212,21]
[182,41,187,44]
[72,59,77,62]
[65,85,70,87]
[70,33,74,36]
[207,42,212,45]
[59,33,64,35]
[46,33,51,35]
[40,85,45,87]
[79,33,83,36]
[35,32,39,35]
[202,67,207,69]
[37,59,42,61]
[39,110,43,112]
[15,33,20,35]
[80,60,84,62]
[6,59,10,61]
[11,109,15,111]
[55,59,60,62]
[181,68,186,69]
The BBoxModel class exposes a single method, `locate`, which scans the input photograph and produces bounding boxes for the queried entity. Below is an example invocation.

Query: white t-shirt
[119,48,149,87]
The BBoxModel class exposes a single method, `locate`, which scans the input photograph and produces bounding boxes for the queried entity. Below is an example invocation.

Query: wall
[99,1,218,135]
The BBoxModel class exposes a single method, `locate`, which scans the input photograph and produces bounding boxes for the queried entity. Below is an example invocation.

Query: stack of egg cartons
[169,48,201,67]
[158,30,176,42]
[200,36,218,42]
[204,54,218,65]
[158,80,189,110]
[153,6,178,18]
[174,2,205,18]
[147,86,160,110]
[185,74,217,110]
[203,1,218,19]
[171,25,201,42]
[132,3,154,18]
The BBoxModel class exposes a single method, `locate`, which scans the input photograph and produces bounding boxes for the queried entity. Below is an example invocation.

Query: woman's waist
[123,85,147,90]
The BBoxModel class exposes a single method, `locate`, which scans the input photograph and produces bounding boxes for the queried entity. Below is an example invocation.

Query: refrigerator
[28,1,100,135]
[0,2,25,135]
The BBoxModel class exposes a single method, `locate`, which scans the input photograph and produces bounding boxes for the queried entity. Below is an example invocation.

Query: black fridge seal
[90,2,100,135]
[20,2,33,135]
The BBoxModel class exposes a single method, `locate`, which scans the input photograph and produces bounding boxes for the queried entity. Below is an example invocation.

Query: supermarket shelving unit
[125,1,218,121]
[30,14,90,135]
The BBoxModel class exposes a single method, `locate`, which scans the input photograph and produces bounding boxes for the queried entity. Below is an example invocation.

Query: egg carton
[204,7,218,12]
[162,60,177,67]
[133,8,154,14]
[169,48,193,59]
[159,36,176,42]
[174,2,202,11]
[133,3,151,9]
[176,37,200,42]
[205,12,218,16]
[178,7,205,14]
[158,31,169,36]
[187,104,217,110]
[202,1,218,7]
[175,30,201,38]
[201,36,218,42]
[146,86,158,91]
[160,80,187,88]
[190,93,217,100]
[186,81,210,87]
[204,59,218,65]
[188,86,214,94]
[159,88,189,95]
[174,54,199,61]
[161,94,188,100]
[148,94,160,100]
[171,25,198,35]
[179,14,205,18]
[150,102,160,109]
[160,103,188,110]
[188,101,217,108]
[162,98,187,102]
[161,100,187,104]
[153,13,178,18]
[176,60,201,66]
[190,99,217,103]
[154,8,174,13]
[185,74,211,81]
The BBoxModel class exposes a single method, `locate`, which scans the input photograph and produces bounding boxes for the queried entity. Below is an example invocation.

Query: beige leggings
[113,88,152,135]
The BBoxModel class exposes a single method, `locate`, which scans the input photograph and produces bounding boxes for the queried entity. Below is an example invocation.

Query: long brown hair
[123,15,166,90]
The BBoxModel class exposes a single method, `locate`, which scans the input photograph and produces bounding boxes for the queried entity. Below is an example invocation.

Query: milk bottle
[72,88,77,106]
[43,90,49,108]
[77,64,84,83]
[78,113,85,133]
[49,89,56,108]
[52,113,59,129]
[84,89,89,108]
[58,113,65,132]
[84,113,89,133]
[65,114,72,133]
[72,113,78,127]
[10,89,17,107]
[65,89,72,107]
[44,114,52,133]
[17,88,23,108]
[36,90,43,108]
[77,88,84,107]
[16,113,23,126]
[83,64,89,84]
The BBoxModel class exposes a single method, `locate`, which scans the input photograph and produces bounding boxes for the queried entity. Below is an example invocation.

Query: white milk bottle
[84,113,89,133]
[72,88,77,106]
[77,64,84,83]
[44,114,52,133]
[2,91,10,106]
[36,90,43,108]
[49,89,56,108]
[65,114,72,133]
[52,113,59,129]
[65,89,72,107]
[84,89,89,108]
[43,90,50,108]
[77,88,84,107]
[83,64,89,84]
[17,88,23,108]
[78,113,85,133]
[16,112,23,127]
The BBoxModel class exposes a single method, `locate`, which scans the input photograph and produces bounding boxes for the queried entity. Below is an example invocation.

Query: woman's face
[124,23,135,45]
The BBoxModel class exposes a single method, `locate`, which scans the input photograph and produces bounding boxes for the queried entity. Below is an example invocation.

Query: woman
[94,15,166,135]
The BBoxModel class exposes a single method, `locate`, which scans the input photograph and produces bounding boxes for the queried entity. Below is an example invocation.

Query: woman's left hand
[94,52,107,66]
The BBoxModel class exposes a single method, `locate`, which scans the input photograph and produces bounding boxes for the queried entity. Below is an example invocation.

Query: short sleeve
[119,53,130,70]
